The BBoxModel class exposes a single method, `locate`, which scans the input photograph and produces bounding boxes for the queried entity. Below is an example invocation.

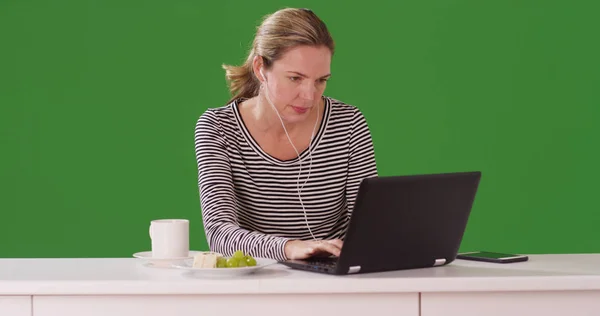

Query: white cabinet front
[0,296,31,316]
[34,293,418,316]
[422,291,600,316]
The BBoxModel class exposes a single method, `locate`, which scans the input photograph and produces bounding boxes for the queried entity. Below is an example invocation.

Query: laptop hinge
[434,258,446,266]
[348,266,361,274]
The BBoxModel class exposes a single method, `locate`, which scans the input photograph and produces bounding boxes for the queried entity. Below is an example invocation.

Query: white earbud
[260,68,266,82]
[259,67,319,241]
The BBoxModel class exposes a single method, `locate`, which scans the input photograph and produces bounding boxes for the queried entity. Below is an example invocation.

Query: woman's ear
[252,55,265,83]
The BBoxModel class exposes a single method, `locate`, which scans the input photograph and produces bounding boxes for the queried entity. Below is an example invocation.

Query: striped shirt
[194,96,378,261]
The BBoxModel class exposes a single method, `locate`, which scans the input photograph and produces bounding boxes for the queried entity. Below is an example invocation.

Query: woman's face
[256,45,332,124]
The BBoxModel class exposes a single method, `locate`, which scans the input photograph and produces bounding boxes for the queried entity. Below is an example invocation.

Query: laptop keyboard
[305,257,338,268]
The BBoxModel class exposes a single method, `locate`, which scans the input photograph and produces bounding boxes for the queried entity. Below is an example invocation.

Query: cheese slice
[193,252,222,268]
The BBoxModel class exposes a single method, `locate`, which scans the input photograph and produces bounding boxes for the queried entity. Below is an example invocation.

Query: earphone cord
[263,86,319,241]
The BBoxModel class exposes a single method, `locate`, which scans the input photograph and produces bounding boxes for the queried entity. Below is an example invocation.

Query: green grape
[237,259,248,267]
[216,257,227,268]
[226,257,239,268]
[245,256,257,267]
[233,250,245,260]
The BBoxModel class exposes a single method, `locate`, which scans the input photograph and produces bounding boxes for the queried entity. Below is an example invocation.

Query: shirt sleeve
[194,109,290,260]
[345,107,379,217]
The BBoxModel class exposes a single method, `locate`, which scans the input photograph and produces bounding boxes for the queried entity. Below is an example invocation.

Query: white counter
[1,254,599,316]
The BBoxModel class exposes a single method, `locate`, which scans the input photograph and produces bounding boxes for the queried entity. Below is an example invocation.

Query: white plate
[172,257,278,277]
[133,251,203,268]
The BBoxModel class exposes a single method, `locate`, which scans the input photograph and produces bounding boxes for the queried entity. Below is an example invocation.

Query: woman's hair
[222,8,335,104]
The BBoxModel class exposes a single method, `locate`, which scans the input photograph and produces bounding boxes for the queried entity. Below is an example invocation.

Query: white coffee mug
[149,219,189,258]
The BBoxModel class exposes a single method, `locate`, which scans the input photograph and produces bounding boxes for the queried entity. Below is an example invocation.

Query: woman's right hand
[284,239,343,260]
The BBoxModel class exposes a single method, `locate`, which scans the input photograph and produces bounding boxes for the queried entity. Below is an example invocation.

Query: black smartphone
[457,251,529,263]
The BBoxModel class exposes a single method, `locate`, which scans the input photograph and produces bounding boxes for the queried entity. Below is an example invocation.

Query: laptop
[279,171,482,275]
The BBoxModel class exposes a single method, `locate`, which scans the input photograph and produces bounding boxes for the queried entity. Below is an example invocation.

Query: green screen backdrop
[1,0,598,258]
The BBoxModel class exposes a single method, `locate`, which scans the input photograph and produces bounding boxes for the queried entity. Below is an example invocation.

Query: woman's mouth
[291,106,309,114]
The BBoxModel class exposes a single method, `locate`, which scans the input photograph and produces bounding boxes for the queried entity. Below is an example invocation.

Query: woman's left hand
[284,239,343,260]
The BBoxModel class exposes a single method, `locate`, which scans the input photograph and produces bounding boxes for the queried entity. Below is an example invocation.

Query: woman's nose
[299,82,317,100]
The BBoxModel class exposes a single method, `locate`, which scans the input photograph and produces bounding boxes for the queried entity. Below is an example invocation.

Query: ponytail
[222,51,261,105]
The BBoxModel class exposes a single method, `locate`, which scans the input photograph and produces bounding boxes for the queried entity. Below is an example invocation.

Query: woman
[194,8,378,261]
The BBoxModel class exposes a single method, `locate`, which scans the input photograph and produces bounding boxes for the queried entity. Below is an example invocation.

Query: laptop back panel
[336,171,481,274]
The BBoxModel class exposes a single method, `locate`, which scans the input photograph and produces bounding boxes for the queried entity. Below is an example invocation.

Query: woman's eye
[318,78,329,84]
[289,76,300,82]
